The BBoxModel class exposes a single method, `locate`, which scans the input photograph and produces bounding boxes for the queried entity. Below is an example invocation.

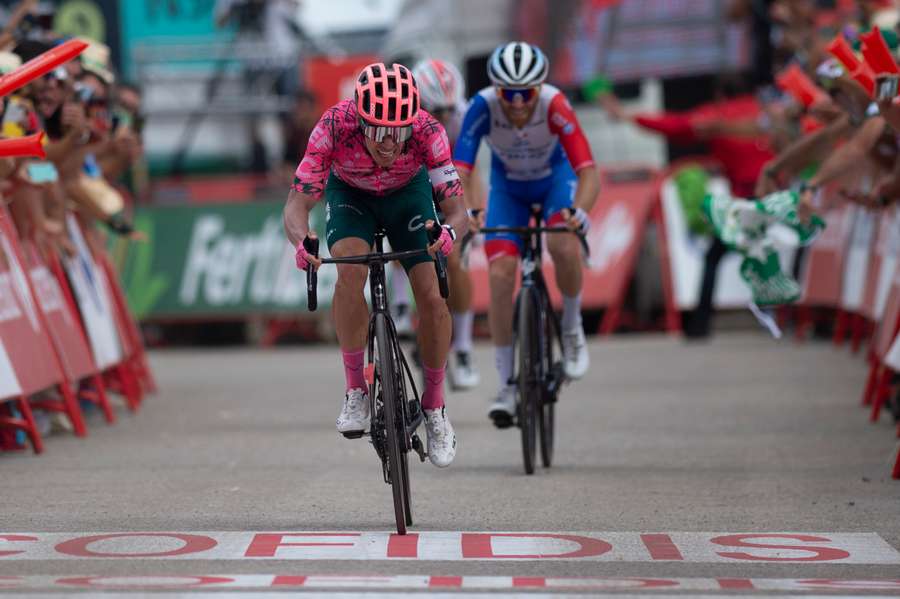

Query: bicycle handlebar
[303,227,450,312]
[463,225,591,259]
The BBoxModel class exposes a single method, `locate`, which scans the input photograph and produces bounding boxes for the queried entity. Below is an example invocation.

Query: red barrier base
[29,384,87,437]
[0,397,44,454]
[862,356,879,407]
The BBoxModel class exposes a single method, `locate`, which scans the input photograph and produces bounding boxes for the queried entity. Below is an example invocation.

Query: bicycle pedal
[341,430,365,440]
[490,411,514,429]
[411,433,427,462]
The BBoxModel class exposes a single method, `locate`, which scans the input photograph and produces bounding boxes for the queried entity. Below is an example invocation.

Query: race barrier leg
[0,396,44,454]
[870,367,895,423]
[862,355,880,407]
[78,375,115,424]
[850,314,866,354]
[833,309,849,346]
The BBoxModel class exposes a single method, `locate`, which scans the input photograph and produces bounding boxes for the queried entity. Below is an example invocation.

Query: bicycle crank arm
[411,433,427,463]
[545,361,566,399]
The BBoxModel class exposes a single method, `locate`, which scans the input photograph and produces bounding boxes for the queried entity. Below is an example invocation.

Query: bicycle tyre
[516,289,539,475]
[539,295,555,468]
[375,313,408,534]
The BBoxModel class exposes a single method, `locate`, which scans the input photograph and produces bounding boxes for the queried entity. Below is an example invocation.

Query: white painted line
[8,594,900,599]
[1,531,897,563]
[2,575,900,592]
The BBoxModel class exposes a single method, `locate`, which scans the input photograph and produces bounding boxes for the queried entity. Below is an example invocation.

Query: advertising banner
[800,204,853,307]
[64,214,123,370]
[861,206,900,320]
[113,201,329,319]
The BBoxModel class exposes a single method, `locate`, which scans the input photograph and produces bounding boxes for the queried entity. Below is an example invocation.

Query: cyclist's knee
[547,234,579,262]
[489,256,517,289]
[335,264,368,293]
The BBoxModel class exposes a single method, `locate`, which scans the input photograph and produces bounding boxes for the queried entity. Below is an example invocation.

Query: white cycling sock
[562,292,583,333]
[495,344,513,388]
[451,311,474,353]
[389,263,410,311]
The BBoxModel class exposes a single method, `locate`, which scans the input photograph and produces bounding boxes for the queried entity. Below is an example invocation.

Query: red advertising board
[0,212,61,398]
[800,204,852,306]
[19,239,97,382]
[873,263,900,362]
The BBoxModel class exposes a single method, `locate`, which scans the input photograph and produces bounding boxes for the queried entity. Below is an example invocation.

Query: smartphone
[876,76,899,101]
[25,161,58,184]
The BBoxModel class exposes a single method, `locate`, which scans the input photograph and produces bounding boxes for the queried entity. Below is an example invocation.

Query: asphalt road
[2,332,900,597]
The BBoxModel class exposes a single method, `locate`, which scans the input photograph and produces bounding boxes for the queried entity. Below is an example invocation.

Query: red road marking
[640,534,684,560]
[512,576,546,587]
[711,534,852,562]
[717,578,755,589]
[387,533,418,558]
[54,533,216,558]
[428,576,462,587]
[270,576,307,586]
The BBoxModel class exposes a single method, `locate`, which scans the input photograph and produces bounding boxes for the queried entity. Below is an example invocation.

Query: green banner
[110,201,332,319]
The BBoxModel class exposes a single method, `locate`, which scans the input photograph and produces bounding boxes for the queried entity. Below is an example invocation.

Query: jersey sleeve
[548,92,595,172]
[292,107,337,200]
[452,94,490,171]
[419,115,463,203]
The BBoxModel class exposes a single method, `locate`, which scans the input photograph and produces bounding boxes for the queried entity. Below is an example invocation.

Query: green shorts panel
[324,169,438,272]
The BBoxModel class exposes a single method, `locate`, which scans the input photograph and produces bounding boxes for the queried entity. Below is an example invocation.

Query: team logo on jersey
[551,112,575,135]
[431,136,448,160]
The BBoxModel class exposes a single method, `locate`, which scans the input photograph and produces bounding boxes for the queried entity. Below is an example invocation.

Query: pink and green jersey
[293,99,462,201]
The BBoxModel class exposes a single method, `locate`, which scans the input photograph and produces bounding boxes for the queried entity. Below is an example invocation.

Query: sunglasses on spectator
[498,86,539,103]
[358,117,413,143]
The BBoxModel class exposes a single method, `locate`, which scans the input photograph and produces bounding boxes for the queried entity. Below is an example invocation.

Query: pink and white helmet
[412,59,465,111]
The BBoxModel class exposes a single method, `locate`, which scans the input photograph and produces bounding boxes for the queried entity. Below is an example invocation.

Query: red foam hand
[0,39,88,98]
[776,64,828,108]
[0,133,44,158]
[860,29,900,75]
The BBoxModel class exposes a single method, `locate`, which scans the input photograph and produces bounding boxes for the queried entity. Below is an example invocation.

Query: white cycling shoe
[447,351,480,390]
[336,388,370,435]
[562,327,590,380]
[424,407,456,467]
[488,385,517,429]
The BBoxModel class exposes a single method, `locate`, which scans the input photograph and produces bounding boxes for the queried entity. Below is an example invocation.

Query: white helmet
[488,41,548,87]
[412,58,465,110]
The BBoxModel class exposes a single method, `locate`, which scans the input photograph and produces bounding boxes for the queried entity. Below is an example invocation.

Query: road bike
[305,226,449,534]
[472,207,588,474]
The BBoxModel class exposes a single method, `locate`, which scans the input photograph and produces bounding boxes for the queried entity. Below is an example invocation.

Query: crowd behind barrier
[0,9,154,455]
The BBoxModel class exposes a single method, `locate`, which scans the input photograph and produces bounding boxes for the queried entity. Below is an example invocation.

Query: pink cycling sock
[422,365,446,410]
[342,349,366,392]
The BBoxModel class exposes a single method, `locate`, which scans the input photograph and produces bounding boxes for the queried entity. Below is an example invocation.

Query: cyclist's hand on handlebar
[467,208,485,232]
[295,234,322,271]
[563,207,591,235]
[426,220,455,258]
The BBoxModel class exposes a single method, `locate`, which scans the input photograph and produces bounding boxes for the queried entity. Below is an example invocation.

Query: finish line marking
[0,532,897,563]
[2,575,900,592]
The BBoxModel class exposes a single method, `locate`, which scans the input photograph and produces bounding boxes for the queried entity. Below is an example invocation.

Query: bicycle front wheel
[375,313,409,534]
[516,288,540,475]
[539,295,556,468]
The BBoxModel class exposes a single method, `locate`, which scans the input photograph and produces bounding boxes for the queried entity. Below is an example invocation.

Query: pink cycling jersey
[293,99,462,201]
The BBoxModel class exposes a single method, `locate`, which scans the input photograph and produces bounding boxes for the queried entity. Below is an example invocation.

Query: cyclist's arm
[283,188,318,247]
[549,93,601,214]
[453,94,490,212]
[425,120,469,239]
[284,110,335,245]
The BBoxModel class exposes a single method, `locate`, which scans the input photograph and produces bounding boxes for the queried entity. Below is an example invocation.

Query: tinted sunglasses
[498,86,539,103]
[358,117,413,143]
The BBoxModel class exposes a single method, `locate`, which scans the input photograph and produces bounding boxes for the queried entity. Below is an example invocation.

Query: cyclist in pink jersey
[284,63,468,468]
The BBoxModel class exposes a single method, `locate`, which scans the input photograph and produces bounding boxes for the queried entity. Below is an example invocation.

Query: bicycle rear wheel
[516,289,540,475]
[375,313,409,534]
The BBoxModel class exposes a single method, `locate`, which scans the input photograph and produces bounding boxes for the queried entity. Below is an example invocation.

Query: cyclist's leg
[484,171,531,398]
[325,174,377,394]
[542,165,589,378]
[379,169,450,400]
[381,170,456,465]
